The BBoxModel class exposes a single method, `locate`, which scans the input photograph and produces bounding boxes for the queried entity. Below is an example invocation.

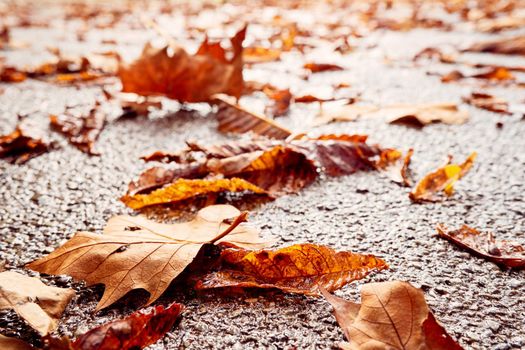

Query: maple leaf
[195,244,388,295]
[410,152,477,203]
[462,92,510,114]
[0,120,54,164]
[321,281,463,350]
[118,26,246,102]
[50,105,106,155]
[27,205,271,310]
[436,224,525,268]
[464,35,525,56]
[0,271,75,335]
[122,135,399,209]
[213,94,292,139]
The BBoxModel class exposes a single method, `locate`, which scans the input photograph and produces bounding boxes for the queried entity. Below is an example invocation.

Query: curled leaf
[213,94,292,139]
[196,244,388,295]
[409,152,477,203]
[119,26,246,102]
[27,205,271,310]
[321,281,463,350]
[0,120,54,164]
[50,106,106,155]
[436,224,525,268]
[72,302,183,350]
[0,271,75,335]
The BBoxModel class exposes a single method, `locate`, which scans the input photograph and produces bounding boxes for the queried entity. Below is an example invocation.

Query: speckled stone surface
[1,8,525,350]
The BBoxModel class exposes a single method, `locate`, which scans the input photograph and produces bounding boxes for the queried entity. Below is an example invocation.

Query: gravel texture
[1,5,525,350]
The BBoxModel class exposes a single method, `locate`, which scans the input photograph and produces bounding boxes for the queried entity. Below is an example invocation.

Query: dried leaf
[322,281,463,350]
[0,335,35,350]
[0,271,75,335]
[213,94,292,139]
[465,35,525,56]
[72,302,183,350]
[50,105,106,155]
[27,205,270,310]
[378,148,414,187]
[122,178,269,210]
[440,67,515,82]
[243,46,280,63]
[410,152,477,202]
[463,92,510,114]
[119,26,246,102]
[124,135,398,209]
[304,63,344,73]
[476,16,525,33]
[263,86,292,117]
[196,244,388,295]
[0,120,54,164]
[436,224,525,268]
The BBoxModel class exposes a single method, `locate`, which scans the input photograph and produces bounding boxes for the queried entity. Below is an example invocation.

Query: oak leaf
[196,244,388,295]
[321,281,463,350]
[27,205,271,310]
[213,94,292,139]
[118,26,246,102]
[0,120,54,164]
[50,105,106,155]
[0,271,75,335]
[436,224,525,268]
[409,152,477,203]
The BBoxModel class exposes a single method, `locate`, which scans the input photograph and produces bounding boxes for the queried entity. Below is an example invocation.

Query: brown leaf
[72,302,183,350]
[321,281,463,350]
[243,46,281,63]
[262,86,292,117]
[123,135,398,209]
[0,335,35,350]
[27,205,271,310]
[440,67,515,83]
[410,152,477,203]
[304,63,344,73]
[465,35,525,56]
[195,244,388,295]
[476,16,525,33]
[50,105,106,155]
[119,26,246,102]
[0,271,75,335]
[436,224,525,268]
[213,94,292,139]
[463,92,510,114]
[378,148,414,187]
[0,120,54,164]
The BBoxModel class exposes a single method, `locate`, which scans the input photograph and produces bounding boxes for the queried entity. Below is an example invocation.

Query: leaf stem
[209,212,248,244]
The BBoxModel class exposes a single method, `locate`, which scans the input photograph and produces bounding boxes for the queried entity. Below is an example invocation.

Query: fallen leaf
[436,224,525,268]
[0,271,75,335]
[378,148,414,187]
[50,105,106,155]
[262,86,292,117]
[440,66,515,83]
[304,62,344,73]
[0,120,54,164]
[321,281,463,350]
[213,94,292,139]
[196,244,388,295]
[243,46,281,63]
[409,152,477,202]
[0,58,27,82]
[463,92,510,114]
[0,335,35,350]
[465,35,525,55]
[27,205,270,310]
[122,178,269,210]
[476,16,525,33]
[123,135,399,209]
[315,103,468,127]
[72,302,183,350]
[119,26,246,102]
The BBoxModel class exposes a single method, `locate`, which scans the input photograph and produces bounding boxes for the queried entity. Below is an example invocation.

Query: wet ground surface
[1,8,525,350]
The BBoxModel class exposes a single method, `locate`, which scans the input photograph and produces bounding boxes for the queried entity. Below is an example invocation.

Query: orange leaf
[436,224,525,268]
[196,244,388,295]
[322,281,463,350]
[409,152,476,202]
[119,26,246,102]
[0,120,54,164]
